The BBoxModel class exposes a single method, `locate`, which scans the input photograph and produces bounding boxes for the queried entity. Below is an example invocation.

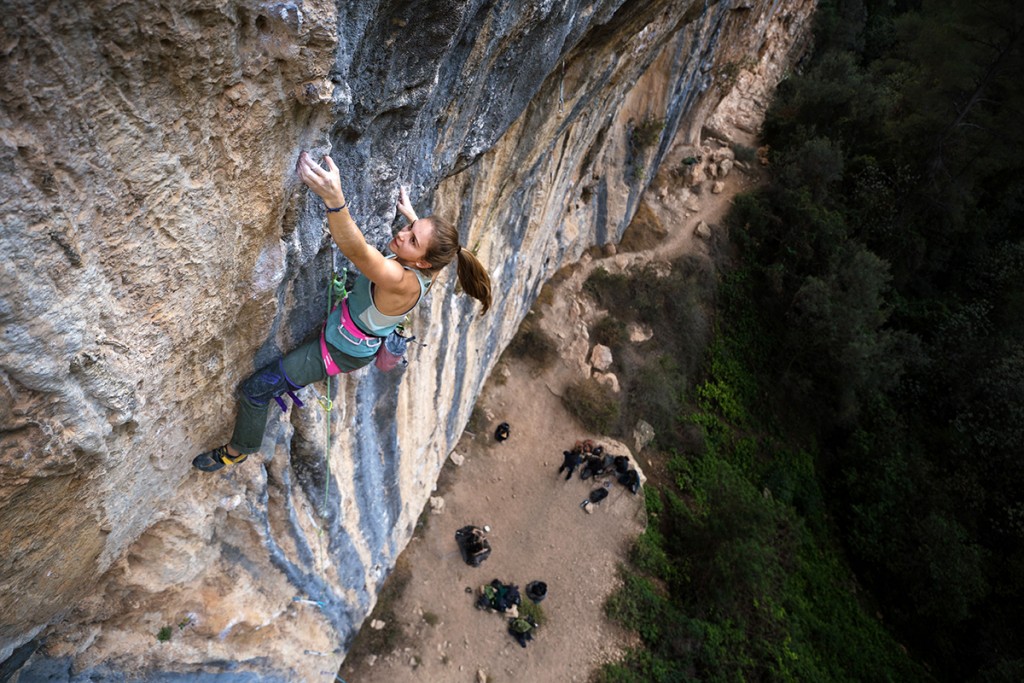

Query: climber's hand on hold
[297,151,346,209]
[397,185,418,223]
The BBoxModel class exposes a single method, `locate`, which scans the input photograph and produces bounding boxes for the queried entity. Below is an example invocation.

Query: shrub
[604,571,670,644]
[630,117,665,156]
[505,314,558,368]
[561,376,620,433]
[631,525,673,580]
[626,354,685,448]
[591,315,627,350]
[731,143,758,163]
[583,267,633,313]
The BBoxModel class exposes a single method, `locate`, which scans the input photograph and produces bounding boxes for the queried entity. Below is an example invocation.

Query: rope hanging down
[320,264,347,516]
[302,257,347,579]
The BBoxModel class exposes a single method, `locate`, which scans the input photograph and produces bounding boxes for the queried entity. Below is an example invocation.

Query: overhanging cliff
[0,0,815,679]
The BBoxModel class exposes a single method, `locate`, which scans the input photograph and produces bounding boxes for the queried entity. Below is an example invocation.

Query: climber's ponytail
[454,246,492,314]
[422,215,493,315]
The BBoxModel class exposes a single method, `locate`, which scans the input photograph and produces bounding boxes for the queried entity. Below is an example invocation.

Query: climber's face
[389,218,434,269]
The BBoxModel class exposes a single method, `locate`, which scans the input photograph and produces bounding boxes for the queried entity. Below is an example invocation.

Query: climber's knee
[239,359,304,410]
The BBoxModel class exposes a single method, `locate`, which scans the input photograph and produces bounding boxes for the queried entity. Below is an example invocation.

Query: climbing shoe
[192,445,248,472]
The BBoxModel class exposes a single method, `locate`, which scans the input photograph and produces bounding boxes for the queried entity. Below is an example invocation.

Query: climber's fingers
[297,152,343,203]
[396,185,418,222]
[296,152,321,181]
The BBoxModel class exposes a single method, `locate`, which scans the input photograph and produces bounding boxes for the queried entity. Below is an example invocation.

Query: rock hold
[295,78,334,105]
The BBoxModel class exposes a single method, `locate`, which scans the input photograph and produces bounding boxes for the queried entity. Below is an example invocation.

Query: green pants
[229,339,372,454]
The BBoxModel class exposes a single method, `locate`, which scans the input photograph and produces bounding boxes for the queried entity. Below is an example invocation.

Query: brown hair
[422,215,492,314]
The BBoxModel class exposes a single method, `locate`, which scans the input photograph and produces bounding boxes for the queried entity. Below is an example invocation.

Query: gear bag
[455,525,492,567]
[374,329,413,372]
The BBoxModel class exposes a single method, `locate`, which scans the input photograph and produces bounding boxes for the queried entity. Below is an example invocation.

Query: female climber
[192,151,492,472]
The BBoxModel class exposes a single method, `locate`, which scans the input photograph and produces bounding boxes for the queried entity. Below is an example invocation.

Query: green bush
[604,571,672,645]
[591,315,627,350]
[731,143,758,164]
[630,117,665,155]
[583,267,633,313]
[625,354,685,449]
[600,293,928,681]
[630,525,673,581]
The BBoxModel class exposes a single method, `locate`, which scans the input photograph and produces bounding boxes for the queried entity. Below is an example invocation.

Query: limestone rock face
[0,0,815,679]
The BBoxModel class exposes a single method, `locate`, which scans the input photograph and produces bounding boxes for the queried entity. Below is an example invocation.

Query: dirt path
[339,142,758,683]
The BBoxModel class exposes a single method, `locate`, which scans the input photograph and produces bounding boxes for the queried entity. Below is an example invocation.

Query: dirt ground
[339,142,758,683]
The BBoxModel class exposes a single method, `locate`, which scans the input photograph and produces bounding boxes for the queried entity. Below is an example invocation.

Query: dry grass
[618,203,668,253]
[343,553,414,661]
[505,313,558,369]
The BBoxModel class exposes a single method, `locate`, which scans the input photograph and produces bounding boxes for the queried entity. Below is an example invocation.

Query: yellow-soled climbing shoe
[192,445,248,472]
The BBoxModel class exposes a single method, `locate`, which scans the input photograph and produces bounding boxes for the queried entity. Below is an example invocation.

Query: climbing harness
[319,271,351,376]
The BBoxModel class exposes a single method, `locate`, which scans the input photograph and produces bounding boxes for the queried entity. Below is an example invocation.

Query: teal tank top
[324,259,432,358]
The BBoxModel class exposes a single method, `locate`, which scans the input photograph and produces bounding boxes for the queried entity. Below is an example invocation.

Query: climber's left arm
[396,186,419,223]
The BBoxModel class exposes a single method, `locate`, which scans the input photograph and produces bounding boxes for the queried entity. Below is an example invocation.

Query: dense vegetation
[595,0,1024,679]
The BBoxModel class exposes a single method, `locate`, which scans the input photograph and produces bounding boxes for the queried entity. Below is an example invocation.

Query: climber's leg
[227,339,373,453]
[192,338,372,472]
[228,340,327,455]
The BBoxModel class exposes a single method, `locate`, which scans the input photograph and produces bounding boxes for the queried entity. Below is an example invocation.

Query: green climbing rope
[320,269,347,516]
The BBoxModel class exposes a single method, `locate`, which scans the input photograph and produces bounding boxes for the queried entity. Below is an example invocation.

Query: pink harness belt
[320,298,377,376]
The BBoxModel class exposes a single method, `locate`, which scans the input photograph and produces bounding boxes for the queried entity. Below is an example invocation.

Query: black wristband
[325,200,347,213]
